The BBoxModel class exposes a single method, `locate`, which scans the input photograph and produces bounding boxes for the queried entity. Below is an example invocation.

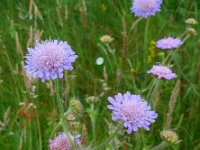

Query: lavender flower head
[107,92,158,134]
[24,40,77,82]
[147,65,177,80]
[49,133,80,150]
[156,37,183,50]
[131,0,163,18]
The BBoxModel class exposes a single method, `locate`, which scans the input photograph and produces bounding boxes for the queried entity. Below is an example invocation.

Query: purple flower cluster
[49,133,80,150]
[24,40,77,82]
[131,0,163,18]
[107,92,158,134]
[147,65,177,80]
[156,37,183,50]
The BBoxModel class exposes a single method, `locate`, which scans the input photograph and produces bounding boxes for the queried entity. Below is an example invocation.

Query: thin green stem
[151,141,168,150]
[147,78,157,100]
[163,34,191,64]
[29,120,32,150]
[89,104,96,144]
[105,43,118,67]
[93,123,123,150]
[130,17,144,31]
[91,117,96,142]
[182,34,191,43]
[144,18,150,77]
[55,80,76,149]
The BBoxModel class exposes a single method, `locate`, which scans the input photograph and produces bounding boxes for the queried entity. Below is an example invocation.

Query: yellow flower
[148,41,156,65]
[100,35,114,43]
[185,18,197,25]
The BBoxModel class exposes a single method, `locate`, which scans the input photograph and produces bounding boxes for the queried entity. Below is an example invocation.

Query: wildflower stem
[91,116,96,142]
[55,80,76,149]
[144,18,150,77]
[93,123,123,150]
[163,34,190,64]
[130,17,144,31]
[182,34,191,43]
[151,141,168,150]
[89,104,96,144]
[164,80,180,128]
[147,78,157,99]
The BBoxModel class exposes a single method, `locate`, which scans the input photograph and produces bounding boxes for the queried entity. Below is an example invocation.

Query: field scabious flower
[147,65,177,80]
[49,133,80,150]
[156,37,183,50]
[131,0,163,18]
[24,40,77,82]
[107,92,158,134]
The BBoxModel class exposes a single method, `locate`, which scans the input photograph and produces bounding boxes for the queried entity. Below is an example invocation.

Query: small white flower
[96,57,104,65]
[19,102,25,106]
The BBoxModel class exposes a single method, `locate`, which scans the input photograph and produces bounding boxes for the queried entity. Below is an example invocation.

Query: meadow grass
[0,0,200,149]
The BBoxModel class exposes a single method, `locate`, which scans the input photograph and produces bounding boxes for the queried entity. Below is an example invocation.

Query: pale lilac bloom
[131,0,163,18]
[49,133,80,150]
[156,37,183,50]
[107,92,158,134]
[24,40,77,82]
[147,65,177,80]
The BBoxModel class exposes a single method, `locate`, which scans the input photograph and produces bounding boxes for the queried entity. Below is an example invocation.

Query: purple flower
[49,133,80,150]
[131,0,163,18]
[156,37,183,50]
[147,65,177,80]
[107,92,158,134]
[24,40,77,82]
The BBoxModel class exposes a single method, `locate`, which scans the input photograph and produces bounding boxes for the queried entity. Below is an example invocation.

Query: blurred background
[0,0,200,149]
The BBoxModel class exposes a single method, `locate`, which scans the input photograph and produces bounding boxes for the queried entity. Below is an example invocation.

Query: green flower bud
[69,97,83,115]
[86,96,99,104]
[186,28,197,36]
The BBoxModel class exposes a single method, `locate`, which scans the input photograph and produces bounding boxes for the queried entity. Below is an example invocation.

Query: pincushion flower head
[24,40,77,82]
[107,92,158,134]
[156,37,183,50]
[147,64,177,80]
[131,0,163,18]
[49,133,80,150]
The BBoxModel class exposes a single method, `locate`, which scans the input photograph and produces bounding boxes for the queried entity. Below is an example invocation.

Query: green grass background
[0,0,200,149]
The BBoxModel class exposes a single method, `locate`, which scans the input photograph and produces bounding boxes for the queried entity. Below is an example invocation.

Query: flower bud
[185,18,197,25]
[160,129,181,144]
[69,98,83,115]
[66,113,76,121]
[186,28,197,36]
[86,96,99,104]
[100,35,113,43]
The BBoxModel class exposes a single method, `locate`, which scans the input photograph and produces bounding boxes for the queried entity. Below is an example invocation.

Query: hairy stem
[144,18,150,76]
[93,123,123,150]
[55,80,75,149]
[151,141,169,150]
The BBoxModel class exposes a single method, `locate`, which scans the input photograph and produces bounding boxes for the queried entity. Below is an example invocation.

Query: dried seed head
[185,18,197,25]
[86,96,99,104]
[100,35,113,43]
[66,113,76,121]
[186,28,197,36]
[161,129,181,144]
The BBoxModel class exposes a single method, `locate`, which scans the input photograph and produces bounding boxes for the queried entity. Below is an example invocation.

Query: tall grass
[0,0,200,149]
